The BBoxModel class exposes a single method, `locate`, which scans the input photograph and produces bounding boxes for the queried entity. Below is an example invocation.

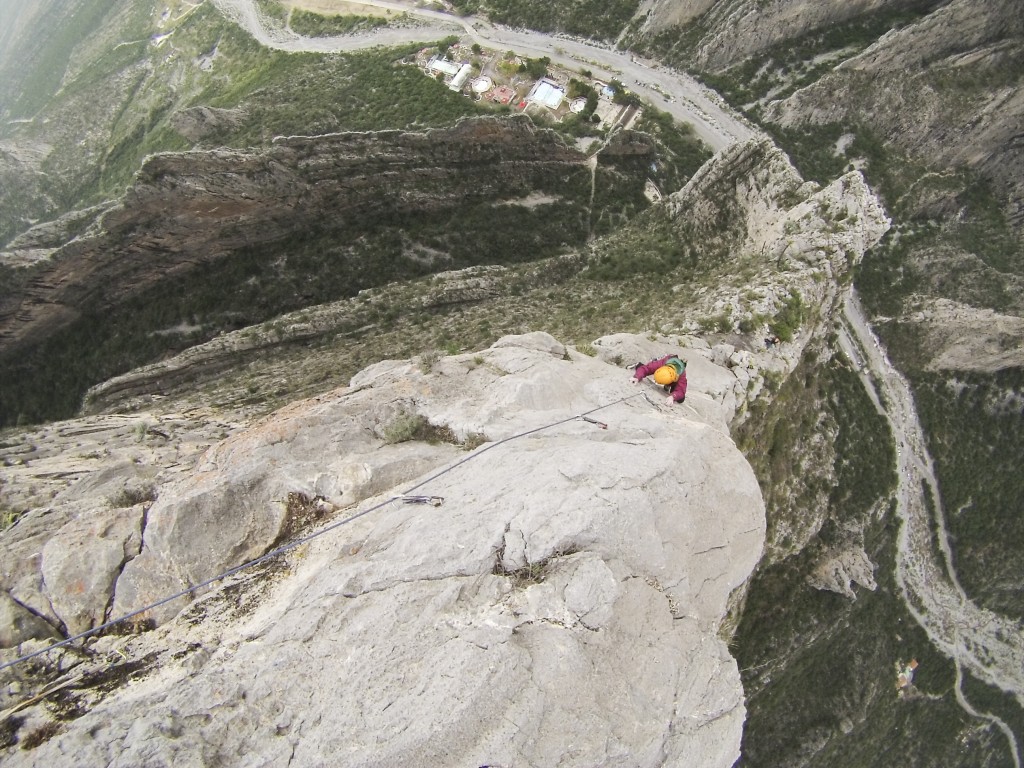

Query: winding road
[842,290,1022,765]
[210,0,756,152]
[208,0,1021,759]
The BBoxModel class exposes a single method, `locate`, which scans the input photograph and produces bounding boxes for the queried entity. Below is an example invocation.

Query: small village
[409,41,643,131]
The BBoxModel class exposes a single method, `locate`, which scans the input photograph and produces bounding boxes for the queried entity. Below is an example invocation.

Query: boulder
[41,503,144,635]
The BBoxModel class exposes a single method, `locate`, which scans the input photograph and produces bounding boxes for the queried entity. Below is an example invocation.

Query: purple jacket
[634,355,688,402]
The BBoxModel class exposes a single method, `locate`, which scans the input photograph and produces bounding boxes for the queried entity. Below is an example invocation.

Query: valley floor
[842,290,1022,765]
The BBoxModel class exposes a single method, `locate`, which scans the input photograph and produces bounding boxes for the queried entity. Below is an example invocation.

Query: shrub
[769,290,804,342]
[382,411,426,444]
[109,484,157,508]
[1,506,23,531]
[418,350,441,373]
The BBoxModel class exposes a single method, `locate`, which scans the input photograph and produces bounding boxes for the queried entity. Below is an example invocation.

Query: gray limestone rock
[0,592,59,648]
[1,333,766,766]
[41,503,144,635]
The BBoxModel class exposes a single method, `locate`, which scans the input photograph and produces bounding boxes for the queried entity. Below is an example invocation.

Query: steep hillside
[629,0,1022,230]
[0,116,685,427]
[605,3,1024,761]
[1,0,1020,765]
[0,0,485,248]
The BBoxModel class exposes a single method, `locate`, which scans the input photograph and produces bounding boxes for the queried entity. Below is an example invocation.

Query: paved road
[210,0,756,152]
[842,290,1022,766]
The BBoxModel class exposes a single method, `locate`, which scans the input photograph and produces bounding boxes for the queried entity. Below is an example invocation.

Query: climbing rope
[0,392,645,673]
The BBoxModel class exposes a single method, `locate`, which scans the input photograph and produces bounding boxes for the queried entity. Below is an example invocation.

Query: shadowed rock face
[0,332,766,767]
[762,0,1024,227]
[633,0,1022,228]
[0,116,585,356]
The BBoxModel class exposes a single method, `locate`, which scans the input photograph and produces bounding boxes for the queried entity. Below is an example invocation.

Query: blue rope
[0,393,643,673]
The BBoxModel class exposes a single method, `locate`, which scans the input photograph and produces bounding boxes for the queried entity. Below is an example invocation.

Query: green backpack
[666,356,686,377]
[660,356,686,391]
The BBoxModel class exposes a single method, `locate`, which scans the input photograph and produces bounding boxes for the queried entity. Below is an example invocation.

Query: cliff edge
[1,331,765,766]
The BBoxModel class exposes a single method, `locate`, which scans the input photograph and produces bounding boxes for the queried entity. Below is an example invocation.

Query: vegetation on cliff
[1,0,1020,764]
[453,0,641,40]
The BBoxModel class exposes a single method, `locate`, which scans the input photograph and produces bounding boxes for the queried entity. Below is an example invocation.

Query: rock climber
[631,354,687,403]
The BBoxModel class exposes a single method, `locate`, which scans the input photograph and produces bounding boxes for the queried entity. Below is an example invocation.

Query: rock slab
[2,333,765,767]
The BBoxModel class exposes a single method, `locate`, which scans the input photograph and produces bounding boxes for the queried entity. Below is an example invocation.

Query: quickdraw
[398,495,445,507]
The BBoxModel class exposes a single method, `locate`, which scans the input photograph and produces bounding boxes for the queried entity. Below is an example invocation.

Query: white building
[525,78,565,109]
[449,63,473,91]
[426,55,461,77]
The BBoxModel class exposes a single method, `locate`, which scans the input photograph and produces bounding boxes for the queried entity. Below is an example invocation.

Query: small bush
[19,721,60,751]
[382,411,461,446]
[576,342,597,356]
[418,350,441,373]
[109,485,157,508]
[769,290,804,342]
[1,506,24,531]
[0,714,24,749]
[382,411,426,444]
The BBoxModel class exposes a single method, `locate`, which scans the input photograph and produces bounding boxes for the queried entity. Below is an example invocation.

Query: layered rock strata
[0,116,586,355]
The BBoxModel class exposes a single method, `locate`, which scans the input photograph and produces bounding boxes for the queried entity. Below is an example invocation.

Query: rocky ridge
[762,0,1024,228]
[1,332,765,765]
[78,136,891,420]
[0,116,588,356]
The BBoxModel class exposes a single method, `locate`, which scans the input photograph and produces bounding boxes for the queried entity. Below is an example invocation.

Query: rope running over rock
[0,392,645,672]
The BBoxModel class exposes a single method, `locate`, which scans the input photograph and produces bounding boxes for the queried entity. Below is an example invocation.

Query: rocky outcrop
[0,202,113,268]
[666,137,889,260]
[0,116,586,356]
[660,137,889,353]
[0,332,765,765]
[85,138,891,425]
[807,544,878,599]
[762,0,1024,227]
[168,105,247,142]
[906,296,1024,372]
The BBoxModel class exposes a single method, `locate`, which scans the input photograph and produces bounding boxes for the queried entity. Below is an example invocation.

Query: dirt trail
[842,289,1022,766]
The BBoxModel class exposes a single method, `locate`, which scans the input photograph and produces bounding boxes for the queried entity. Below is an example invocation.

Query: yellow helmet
[653,365,678,385]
